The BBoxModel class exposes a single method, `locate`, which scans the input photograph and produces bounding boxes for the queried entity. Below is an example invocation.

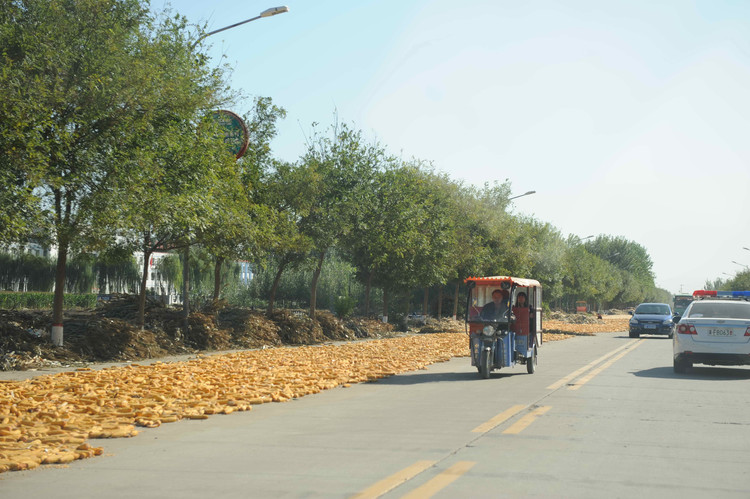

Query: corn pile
[0,333,469,473]
[544,317,629,336]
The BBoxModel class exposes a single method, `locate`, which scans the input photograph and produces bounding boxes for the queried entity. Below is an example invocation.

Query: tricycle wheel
[479,349,491,379]
[526,346,537,374]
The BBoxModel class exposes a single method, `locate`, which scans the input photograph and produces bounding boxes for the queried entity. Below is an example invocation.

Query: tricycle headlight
[482,325,495,336]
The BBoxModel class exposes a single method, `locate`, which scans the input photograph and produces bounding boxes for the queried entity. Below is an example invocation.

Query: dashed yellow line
[400,461,476,499]
[568,340,644,390]
[502,406,552,434]
[546,339,642,390]
[471,404,526,433]
[351,460,436,499]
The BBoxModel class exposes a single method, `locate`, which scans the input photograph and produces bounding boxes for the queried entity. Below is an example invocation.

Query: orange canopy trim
[464,276,542,288]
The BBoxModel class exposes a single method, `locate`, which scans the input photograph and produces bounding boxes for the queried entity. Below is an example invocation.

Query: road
[3,332,750,498]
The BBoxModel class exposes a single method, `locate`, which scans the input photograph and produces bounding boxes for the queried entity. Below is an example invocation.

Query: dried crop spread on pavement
[0,312,629,474]
[0,333,468,473]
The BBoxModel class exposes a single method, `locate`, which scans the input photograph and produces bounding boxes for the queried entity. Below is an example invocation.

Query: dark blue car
[629,302,675,338]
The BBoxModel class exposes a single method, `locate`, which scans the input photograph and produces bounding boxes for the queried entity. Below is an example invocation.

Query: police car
[673,290,750,373]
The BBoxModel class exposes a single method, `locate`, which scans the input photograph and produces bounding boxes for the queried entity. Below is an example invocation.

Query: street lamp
[192,6,289,47]
[743,247,750,252]
[731,260,749,269]
[508,190,536,201]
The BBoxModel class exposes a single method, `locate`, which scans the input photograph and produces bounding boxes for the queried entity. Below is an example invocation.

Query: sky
[169,0,750,295]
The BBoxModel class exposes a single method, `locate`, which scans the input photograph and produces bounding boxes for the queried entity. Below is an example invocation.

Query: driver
[481,289,509,320]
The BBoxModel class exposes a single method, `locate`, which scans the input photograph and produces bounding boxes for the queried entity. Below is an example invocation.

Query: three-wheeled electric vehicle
[465,276,543,378]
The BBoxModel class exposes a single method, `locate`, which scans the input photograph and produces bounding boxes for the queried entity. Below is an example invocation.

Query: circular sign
[209,109,250,159]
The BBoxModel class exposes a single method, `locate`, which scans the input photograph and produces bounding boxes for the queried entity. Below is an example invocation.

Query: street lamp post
[731,260,749,269]
[182,5,289,333]
[508,190,536,201]
[191,6,289,47]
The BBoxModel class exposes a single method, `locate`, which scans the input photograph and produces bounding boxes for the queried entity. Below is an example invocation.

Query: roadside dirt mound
[345,317,395,338]
[217,308,282,348]
[315,311,355,341]
[419,318,464,334]
[267,310,327,345]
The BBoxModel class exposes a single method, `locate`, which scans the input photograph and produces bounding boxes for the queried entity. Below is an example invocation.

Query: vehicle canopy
[464,276,542,322]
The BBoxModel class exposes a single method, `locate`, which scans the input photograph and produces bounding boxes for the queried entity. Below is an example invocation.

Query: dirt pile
[0,301,404,371]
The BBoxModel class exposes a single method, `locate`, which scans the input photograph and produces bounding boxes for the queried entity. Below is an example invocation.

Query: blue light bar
[716,291,750,297]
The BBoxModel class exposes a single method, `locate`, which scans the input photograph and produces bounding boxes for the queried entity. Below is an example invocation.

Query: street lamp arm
[508,190,536,201]
[191,6,289,48]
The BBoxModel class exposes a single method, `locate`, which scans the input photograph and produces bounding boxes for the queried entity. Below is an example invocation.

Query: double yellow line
[353,339,644,498]
[546,338,644,391]
[352,460,475,499]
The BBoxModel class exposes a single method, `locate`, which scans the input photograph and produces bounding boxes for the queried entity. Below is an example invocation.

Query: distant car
[673,291,750,373]
[629,302,675,338]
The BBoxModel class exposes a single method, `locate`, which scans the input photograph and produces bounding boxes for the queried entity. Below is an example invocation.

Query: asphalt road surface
[3,332,750,498]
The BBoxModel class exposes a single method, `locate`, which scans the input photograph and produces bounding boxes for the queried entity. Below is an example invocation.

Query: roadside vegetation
[0,0,701,352]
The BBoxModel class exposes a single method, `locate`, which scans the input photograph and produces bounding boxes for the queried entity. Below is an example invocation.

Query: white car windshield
[686,302,750,319]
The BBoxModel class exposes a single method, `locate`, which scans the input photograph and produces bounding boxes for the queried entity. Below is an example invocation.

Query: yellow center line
[351,460,436,499]
[546,339,640,390]
[471,404,526,433]
[400,461,476,499]
[502,406,552,434]
[568,339,644,390]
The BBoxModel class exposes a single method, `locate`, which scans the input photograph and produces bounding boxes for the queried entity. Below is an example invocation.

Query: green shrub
[333,295,356,318]
[0,292,97,310]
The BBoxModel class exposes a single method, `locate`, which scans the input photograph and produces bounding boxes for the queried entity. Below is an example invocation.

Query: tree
[200,97,286,303]
[298,120,386,317]
[0,0,231,343]
[257,160,315,314]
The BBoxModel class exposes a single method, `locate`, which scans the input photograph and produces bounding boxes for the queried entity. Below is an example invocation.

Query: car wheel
[667,329,674,339]
[629,331,639,338]
[674,358,688,374]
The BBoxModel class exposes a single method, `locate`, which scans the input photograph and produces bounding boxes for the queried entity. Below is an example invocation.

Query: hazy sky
[172,0,750,295]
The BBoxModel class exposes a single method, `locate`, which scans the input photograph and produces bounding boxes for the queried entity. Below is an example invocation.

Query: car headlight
[663,319,672,325]
[629,319,638,325]
[483,325,495,336]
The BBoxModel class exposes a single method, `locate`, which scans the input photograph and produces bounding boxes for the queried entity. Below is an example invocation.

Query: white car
[673,291,750,373]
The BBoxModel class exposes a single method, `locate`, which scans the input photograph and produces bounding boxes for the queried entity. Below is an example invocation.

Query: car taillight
[745,327,750,337]
[678,324,697,335]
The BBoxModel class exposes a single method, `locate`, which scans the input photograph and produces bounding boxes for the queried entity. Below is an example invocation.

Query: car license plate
[645,324,656,329]
[708,328,733,336]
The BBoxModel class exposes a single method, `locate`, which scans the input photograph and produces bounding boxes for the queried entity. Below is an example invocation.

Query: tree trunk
[437,286,443,319]
[453,282,460,320]
[423,287,429,317]
[137,231,152,330]
[51,240,69,346]
[267,259,288,315]
[182,246,190,334]
[309,250,326,318]
[382,288,389,323]
[212,256,225,303]
[365,272,372,316]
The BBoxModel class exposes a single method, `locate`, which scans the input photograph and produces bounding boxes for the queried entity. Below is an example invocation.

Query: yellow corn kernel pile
[0,333,469,473]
